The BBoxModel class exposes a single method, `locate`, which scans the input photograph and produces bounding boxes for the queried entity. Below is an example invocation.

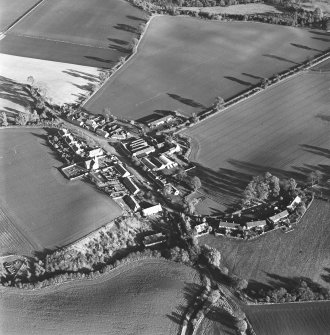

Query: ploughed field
[199,200,330,289]
[0,0,40,31]
[85,16,330,120]
[245,302,330,335]
[185,71,330,212]
[0,259,201,335]
[0,128,121,255]
[0,0,147,68]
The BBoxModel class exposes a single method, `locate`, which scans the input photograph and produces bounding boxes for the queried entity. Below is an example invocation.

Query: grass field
[0,128,122,255]
[185,71,330,213]
[245,301,330,335]
[85,16,330,120]
[0,0,40,31]
[0,259,201,335]
[0,0,147,67]
[199,199,330,289]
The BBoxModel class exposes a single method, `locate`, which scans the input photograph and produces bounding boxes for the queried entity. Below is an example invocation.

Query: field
[0,0,147,68]
[0,53,102,117]
[0,128,122,255]
[199,199,330,289]
[245,302,330,335]
[0,0,40,32]
[0,259,201,335]
[85,16,330,120]
[185,71,330,213]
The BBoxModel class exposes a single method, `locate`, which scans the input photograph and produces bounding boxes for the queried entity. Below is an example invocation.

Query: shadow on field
[224,76,253,86]
[263,54,299,65]
[290,43,321,53]
[62,69,99,82]
[242,72,264,80]
[167,282,203,325]
[204,306,237,334]
[108,44,130,53]
[311,37,330,43]
[308,30,330,37]
[113,23,137,34]
[167,93,205,108]
[315,114,330,123]
[84,56,113,65]
[321,268,330,284]
[108,38,129,45]
[126,15,147,23]
[300,144,330,159]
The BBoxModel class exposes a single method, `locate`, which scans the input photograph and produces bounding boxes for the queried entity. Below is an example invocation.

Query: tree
[1,112,8,126]
[27,76,35,87]
[214,96,224,110]
[130,38,139,51]
[231,275,248,291]
[208,289,221,304]
[202,244,221,267]
[176,168,187,181]
[15,111,29,125]
[191,176,202,191]
[235,319,247,334]
[308,170,322,186]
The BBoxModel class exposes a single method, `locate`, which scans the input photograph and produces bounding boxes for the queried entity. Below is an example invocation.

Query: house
[166,183,180,195]
[269,210,289,224]
[122,176,140,195]
[58,128,70,138]
[165,142,181,155]
[87,147,103,158]
[114,164,130,178]
[71,143,84,156]
[96,129,109,138]
[147,115,173,127]
[143,232,167,247]
[287,196,301,211]
[245,220,267,231]
[142,157,158,171]
[218,221,240,234]
[142,204,162,216]
[124,195,140,212]
[85,119,98,131]
[131,146,155,157]
[158,155,178,169]
[85,157,99,170]
[194,223,209,235]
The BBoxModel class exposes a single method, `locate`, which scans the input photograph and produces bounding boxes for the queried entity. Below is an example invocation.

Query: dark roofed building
[122,177,140,195]
[124,195,140,212]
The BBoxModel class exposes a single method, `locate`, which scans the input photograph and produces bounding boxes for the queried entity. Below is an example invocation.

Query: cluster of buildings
[68,112,131,140]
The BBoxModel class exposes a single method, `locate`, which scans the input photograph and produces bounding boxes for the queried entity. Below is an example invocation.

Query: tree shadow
[290,43,321,53]
[108,43,130,53]
[315,113,330,123]
[309,30,330,37]
[167,93,205,108]
[108,38,129,45]
[300,144,330,159]
[241,72,264,80]
[84,56,113,65]
[311,37,330,43]
[62,69,99,82]
[321,268,330,284]
[113,23,137,34]
[126,15,147,22]
[224,76,253,86]
[263,54,298,65]
[204,306,237,334]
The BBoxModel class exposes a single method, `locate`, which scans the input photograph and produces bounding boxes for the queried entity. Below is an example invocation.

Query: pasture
[185,71,330,212]
[0,128,121,255]
[0,259,201,335]
[200,199,330,289]
[0,0,147,67]
[245,301,330,335]
[0,0,39,32]
[85,16,330,120]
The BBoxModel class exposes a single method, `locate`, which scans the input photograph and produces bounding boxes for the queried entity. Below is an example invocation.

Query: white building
[142,204,163,216]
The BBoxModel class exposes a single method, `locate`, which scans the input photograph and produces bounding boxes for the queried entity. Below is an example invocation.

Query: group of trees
[0,112,8,126]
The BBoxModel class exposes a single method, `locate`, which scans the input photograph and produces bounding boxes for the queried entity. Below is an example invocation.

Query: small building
[194,223,209,235]
[114,164,130,178]
[124,195,140,212]
[131,146,155,157]
[58,128,70,138]
[218,221,240,234]
[147,115,173,127]
[85,157,99,171]
[87,147,103,158]
[142,204,162,216]
[96,128,109,138]
[287,196,302,211]
[122,176,140,195]
[142,157,158,171]
[165,142,181,155]
[245,220,267,231]
[143,232,167,247]
[159,155,178,169]
[269,210,289,224]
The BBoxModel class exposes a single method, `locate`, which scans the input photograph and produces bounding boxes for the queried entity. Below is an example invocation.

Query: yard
[199,199,330,290]
[0,0,147,68]
[185,71,330,213]
[0,128,122,255]
[0,259,201,335]
[85,16,330,120]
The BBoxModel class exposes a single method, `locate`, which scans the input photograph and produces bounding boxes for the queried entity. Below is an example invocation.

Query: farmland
[185,71,330,212]
[85,16,330,120]
[245,301,330,335]
[0,0,147,67]
[0,259,201,335]
[0,0,40,32]
[199,199,330,289]
[0,128,121,255]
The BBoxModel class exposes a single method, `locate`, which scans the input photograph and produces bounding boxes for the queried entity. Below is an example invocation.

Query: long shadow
[311,37,330,43]
[108,38,129,45]
[62,70,99,82]
[108,44,130,53]
[315,114,330,122]
[167,93,205,108]
[241,72,264,80]
[113,23,137,34]
[309,30,330,37]
[321,268,330,284]
[84,56,113,65]
[290,43,321,53]
[224,76,253,86]
[205,306,237,334]
[263,54,298,65]
[126,15,147,22]
[300,144,330,159]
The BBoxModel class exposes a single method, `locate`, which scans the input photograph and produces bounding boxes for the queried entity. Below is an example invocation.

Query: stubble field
[85,16,330,120]
[0,128,122,255]
[185,71,330,212]
[0,259,201,335]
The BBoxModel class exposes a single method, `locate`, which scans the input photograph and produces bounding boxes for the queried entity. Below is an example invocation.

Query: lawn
[0,53,101,116]
[85,16,330,120]
[0,0,147,67]
[0,259,201,335]
[199,199,330,289]
[0,128,122,255]
[185,71,330,213]
[245,301,330,335]
[0,0,40,31]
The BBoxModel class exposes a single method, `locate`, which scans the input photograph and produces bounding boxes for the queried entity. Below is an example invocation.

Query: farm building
[85,119,98,131]
[124,195,140,212]
[269,210,289,224]
[164,142,181,155]
[218,221,240,234]
[147,115,173,127]
[85,157,99,171]
[142,204,162,216]
[122,177,140,195]
[194,223,209,235]
[245,220,267,231]
[159,155,178,169]
[87,147,104,158]
[287,196,302,211]
[143,232,167,247]
[142,157,158,170]
[114,164,130,177]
